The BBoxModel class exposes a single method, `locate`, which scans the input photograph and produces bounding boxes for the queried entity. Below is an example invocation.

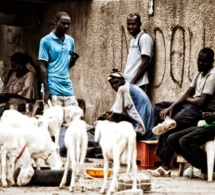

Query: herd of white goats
[0,101,138,194]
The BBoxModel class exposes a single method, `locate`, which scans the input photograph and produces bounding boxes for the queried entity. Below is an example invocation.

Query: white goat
[95,120,137,195]
[1,110,63,170]
[59,106,88,192]
[1,109,38,127]
[0,124,34,187]
[39,100,64,147]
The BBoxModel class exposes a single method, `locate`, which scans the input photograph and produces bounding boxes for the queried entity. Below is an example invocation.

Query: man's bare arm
[39,60,50,103]
[131,55,150,84]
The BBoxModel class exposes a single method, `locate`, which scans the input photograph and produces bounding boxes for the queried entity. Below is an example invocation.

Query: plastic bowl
[85,168,112,178]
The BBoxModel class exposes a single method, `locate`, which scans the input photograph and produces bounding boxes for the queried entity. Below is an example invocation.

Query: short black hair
[55,11,70,21]
[200,47,214,61]
[127,13,141,23]
[10,52,32,65]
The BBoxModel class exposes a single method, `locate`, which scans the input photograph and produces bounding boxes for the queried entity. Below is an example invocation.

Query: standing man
[38,11,79,111]
[124,13,154,91]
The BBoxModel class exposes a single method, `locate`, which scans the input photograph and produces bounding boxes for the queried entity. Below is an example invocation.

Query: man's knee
[179,136,190,149]
[154,101,172,113]
[167,133,175,146]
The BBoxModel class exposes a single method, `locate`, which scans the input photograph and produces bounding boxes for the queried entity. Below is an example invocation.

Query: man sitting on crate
[103,67,155,140]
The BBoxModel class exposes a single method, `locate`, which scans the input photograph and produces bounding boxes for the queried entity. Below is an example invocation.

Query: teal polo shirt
[38,31,75,96]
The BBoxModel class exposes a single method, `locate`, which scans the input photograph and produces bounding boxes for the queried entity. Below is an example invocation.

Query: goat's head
[65,106,83,122]
[16,166,34,186]
[46,143,63,170]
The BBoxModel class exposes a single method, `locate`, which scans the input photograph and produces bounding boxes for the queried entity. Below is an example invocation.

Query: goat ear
[93,121,97,128]
[94,122,100,142]
[47,99,53,108]
[69,110,75,120]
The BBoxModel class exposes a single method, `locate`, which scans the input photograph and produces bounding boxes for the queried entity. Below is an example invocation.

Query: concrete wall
[0,0,214,125]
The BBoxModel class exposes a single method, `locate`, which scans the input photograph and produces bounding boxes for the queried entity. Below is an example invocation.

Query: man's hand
[43,91,51,104]
[103,111,113,117]
[202,112,215,124]
[160,106,174,120]
[186,97,194,102]
[69,51,79,69]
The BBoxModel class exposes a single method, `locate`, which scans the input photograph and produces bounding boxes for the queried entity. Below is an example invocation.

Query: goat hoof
[69,186,74,192]
[107,191,115,195]
[59,185,65,189]
[100,189,106,194]
[7,179,15,186]
[2,182,8,188]
[81,186,86,192]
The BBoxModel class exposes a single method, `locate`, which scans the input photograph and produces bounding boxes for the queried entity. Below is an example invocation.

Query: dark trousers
[154,101,203,168]
[167,126,215,173]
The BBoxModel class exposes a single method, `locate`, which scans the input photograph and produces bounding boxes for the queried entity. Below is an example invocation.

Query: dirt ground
[1,158,215,195]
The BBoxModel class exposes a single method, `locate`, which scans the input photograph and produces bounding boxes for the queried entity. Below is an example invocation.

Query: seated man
[0,52,38,116]
[105,67,155,140]
[168,112,215,178]
[147,47,215,176]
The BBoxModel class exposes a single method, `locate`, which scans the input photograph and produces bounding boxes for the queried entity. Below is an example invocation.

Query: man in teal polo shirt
[38,11,79,109]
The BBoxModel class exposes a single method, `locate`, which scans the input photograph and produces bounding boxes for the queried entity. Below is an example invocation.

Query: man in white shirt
[147,47,215,177]
[124,13,154,91]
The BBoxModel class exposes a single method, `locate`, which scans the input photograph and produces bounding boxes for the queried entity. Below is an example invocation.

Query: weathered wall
[0,0,214,125]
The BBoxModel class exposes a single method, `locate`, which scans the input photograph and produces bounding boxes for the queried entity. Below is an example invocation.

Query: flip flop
[147,166,171,177]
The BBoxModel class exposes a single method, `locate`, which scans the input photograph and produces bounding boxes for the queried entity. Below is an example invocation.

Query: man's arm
[39,60,50,104]
[202,112,215,124]
[69,51,79,69]
[160,87,195,119]
[131,55,150,84]
[186,93,211,107]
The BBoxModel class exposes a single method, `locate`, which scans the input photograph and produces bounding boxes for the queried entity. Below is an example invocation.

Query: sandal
[147,166,171,177]
[152,119,176,135]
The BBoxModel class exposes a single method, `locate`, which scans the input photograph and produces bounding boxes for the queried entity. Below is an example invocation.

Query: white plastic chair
[205,138,215,182]
[189,120,215,182]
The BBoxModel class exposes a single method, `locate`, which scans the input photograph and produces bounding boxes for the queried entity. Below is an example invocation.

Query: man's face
[56,15,71,34]
[11,61,23,73]
[197,52,213,72]
[109,78,125,92]
[127,16,141,36]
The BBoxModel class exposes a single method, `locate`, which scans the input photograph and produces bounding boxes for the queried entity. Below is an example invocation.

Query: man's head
[108,67,125,92]
[10,52,31,73]
[197,47,214,73]
[55,11,71,35]
[127,13,142,37]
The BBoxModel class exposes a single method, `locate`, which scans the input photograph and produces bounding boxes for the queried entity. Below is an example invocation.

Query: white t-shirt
[190,67,215,111]
[124,31,153,86]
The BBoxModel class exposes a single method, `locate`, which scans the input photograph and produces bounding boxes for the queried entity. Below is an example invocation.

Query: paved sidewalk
[1,158,215,195]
